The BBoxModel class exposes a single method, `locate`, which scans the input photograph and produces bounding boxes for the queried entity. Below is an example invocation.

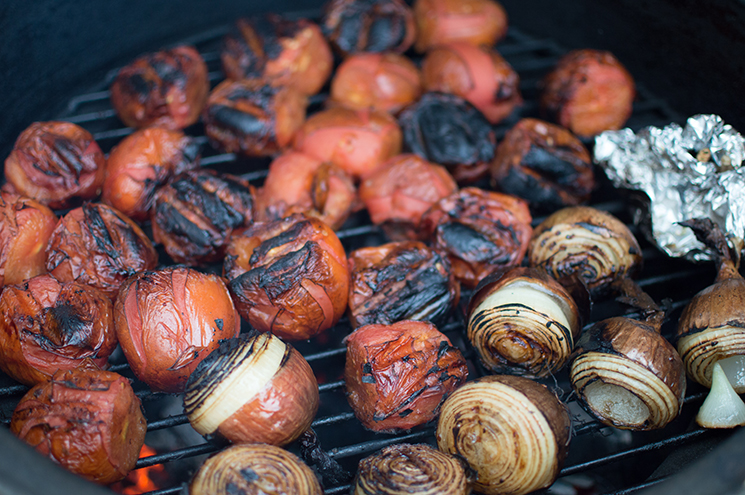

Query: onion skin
[190,443,322,495]
[0,274,116,386]
[150,169,254,266]
[330,53,422,115]
[345,320,468,433]
[347,241,460,328]
[353,443,473,495]
[570,316,686,430]
[322,0,416,56]
[528,206,642,295]
[399,93,496,184]
[294,107,402,181]
[4,122,105,209]
[413,0,508,53]
[204,78,308,156]
[436,375,570,495]
[491,118,594,212]
[422,43,521,124]
[10,368,146,485]
[419,187,532,289]
[110,45,209,130]
[221,15,332,96]
[225,214,349,341]
[255,151,356,231]
[541,49,635,138]
[102,127,200,222]
[467,266,581,378]
[184,334,319,446]
[358,154,457,239]
[45,203,158,300]
[0,191,57,289]
[114,266,241,393]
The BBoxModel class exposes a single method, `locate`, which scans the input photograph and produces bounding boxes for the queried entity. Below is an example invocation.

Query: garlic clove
[696,362,745,429]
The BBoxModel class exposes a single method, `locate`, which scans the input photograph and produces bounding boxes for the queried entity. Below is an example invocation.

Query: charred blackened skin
[399,93,496,184]
[222,15,303,78]
[151,169,254,266]
[323,0,414,55]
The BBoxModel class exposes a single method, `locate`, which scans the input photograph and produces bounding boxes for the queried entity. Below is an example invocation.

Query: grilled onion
[190,443,322,495]
[184,333,319,446]
[353,443,472,495]
[436,375,570,495]
[528,206,642,295]
[467,266,581,378]
[696,362,745,429]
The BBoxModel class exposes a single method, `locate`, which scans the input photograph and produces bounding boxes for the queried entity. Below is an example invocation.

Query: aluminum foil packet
[594,114,745,261]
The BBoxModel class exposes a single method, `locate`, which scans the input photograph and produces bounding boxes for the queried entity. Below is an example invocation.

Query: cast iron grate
[0,11,726,495]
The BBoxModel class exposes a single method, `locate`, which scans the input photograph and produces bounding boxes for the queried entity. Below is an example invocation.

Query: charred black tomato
[399,92,496,184]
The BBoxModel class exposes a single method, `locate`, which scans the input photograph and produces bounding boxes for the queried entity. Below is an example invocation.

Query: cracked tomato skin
[225,213,349,341]
[114,266,240,393]
[345,320,468,432]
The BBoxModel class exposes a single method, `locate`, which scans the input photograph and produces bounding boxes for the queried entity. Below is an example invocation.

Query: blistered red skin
[102,127,200,222]
[359,154,457,236]
[225,214,349,341]
[293,107,403,181]
[222,16,333,96]
[0,191,58,289]
[330,53,422,115]
[414,0,508,52]
[541,49,636,138]
[4,122,106,209]
[0,275,116,386]
[114,266,241,393]
[345,320,468,432]
[256,152,357,230]
[419,187,532,289]
[110,46,209,130]
[10,368,146,485]
[217,346,320,446]
[45,203,158,300]
[422,43,521,124]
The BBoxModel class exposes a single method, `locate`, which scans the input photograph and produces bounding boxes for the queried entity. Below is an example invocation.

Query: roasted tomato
[422,43,521,124]
[255,151,356,230]
[102,127,200,222]
[345,320,468,432]
[358,154,457,239]
[225,214,349,341]
[0,191,57,289]
[151,169,254,266]
[348,241,460,328]
[330,53,422,115]
[322,0,416,56]
[221,15,333,96]
[115,266,241,393]
[110,45,209,129]
[204,78,307,156]
[541,49,636,138]
[399,92,496,184]
[491,118,595,212]
[0,274,116,386]
[45,203,158,300]
[294,107,402,181]
[413,0,508,52]
[419,187,532,289]
[4,121,105,209]
[10,367,147,485]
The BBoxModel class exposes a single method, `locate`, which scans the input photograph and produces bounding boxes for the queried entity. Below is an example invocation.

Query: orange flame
[112,445,166,494]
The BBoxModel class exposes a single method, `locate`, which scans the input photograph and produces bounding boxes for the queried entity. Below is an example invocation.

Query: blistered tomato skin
[0,274,116,386]
[345,320,468,432]
[414,0,508,52]
[114,266,241,393]
[110,45,209,129]
[4,122,106,209]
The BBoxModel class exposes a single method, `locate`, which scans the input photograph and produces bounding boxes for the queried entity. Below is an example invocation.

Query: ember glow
[112,445,166,494]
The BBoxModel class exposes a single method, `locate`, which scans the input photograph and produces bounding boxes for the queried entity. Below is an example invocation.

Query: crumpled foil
[594,114,745,261]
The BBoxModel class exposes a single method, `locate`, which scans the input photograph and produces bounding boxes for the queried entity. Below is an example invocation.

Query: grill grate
[0,12,728,495]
